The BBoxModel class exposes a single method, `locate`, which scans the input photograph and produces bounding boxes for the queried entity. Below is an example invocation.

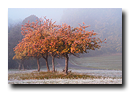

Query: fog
[8,8,122,69]
[8,8,64,24]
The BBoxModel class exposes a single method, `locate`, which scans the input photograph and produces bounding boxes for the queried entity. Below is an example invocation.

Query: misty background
[8,8,122,69]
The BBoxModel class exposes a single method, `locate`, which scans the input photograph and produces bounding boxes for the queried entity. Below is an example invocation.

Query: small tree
[13,49,27,70]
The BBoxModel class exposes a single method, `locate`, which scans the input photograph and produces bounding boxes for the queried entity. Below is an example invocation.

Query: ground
[8,54,122,84]
[8,68,122,84]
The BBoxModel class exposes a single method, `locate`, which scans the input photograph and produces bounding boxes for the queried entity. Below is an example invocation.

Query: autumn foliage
[13,17,105,74]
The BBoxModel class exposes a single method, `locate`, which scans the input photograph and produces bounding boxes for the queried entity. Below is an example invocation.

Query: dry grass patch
[8,71,103,80]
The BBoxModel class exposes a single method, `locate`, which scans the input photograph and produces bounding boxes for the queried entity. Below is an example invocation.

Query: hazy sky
[8,8,65,23]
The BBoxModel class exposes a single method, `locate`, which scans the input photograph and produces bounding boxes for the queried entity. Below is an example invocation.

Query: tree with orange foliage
[14,17,61,72]
[14,17,47,71]
[13,17,105,74]
[54,23,106,75]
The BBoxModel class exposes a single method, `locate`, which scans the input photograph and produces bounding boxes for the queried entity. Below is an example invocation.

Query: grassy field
[70,54,122,70]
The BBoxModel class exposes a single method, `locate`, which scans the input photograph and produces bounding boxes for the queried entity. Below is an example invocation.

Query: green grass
[8,71,102,80]
[70,55,122,70]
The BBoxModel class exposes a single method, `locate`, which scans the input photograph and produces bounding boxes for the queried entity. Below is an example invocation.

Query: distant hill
[22,15,39,25]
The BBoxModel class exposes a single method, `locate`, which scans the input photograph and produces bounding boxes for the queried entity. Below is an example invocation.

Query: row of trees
[13,17,105,75]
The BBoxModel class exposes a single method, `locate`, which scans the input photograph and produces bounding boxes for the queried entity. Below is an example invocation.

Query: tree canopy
[13,17,105,74]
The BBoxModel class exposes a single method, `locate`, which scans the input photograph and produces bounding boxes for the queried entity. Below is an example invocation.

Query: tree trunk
[22,64,24,70]
[52,55,55,72]
[37,59,40,72]
[18,60,22,70]
[45,58,50,72]
[18,60,25,70]
[21,60,25,70]
[18,63,21,70]
[65,54,69,75]
[42,52,50,72]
